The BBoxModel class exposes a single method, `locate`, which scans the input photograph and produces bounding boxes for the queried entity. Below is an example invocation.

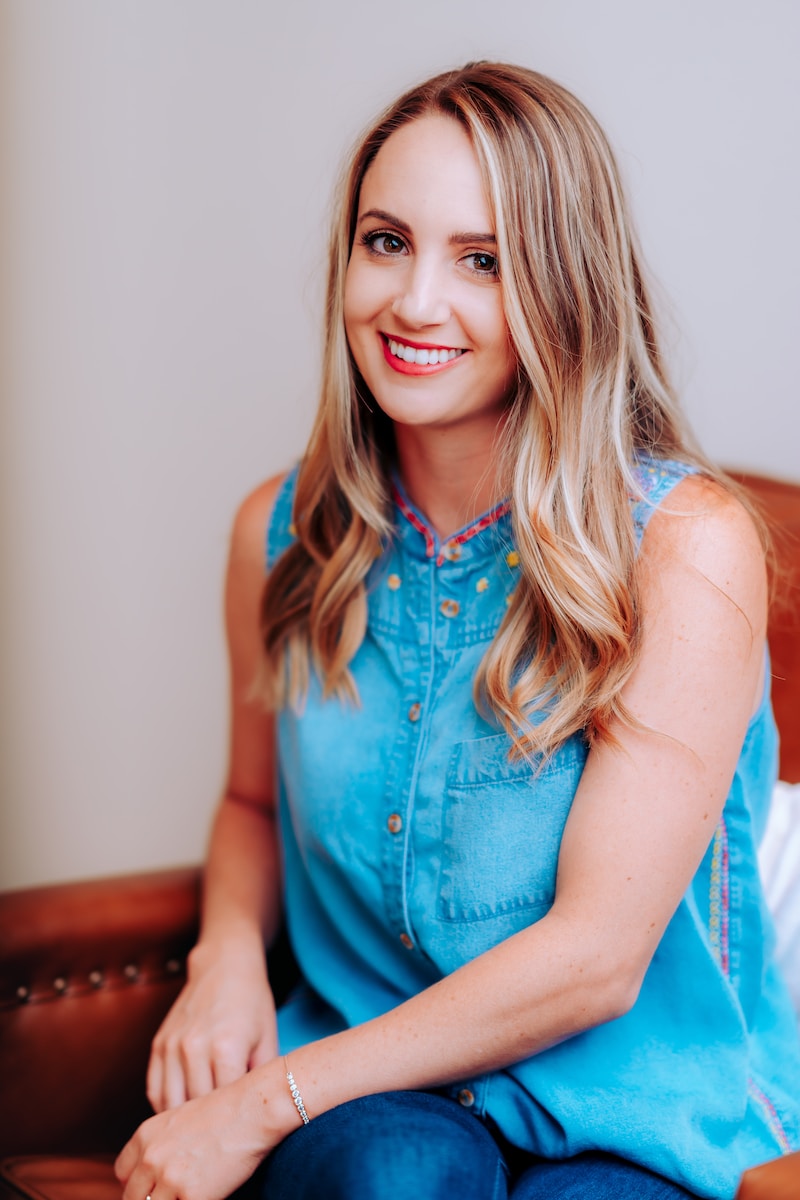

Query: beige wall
[1,0,798,889]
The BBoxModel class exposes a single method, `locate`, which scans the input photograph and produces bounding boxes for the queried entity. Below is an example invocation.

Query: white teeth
[388,339,463,365]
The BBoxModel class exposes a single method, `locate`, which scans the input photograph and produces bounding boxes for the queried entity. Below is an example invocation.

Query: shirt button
[457,1088,475,1108]
[387,813,403,834]
[408,702,421,722]
[399,933,414,950]
[440,599,460,618]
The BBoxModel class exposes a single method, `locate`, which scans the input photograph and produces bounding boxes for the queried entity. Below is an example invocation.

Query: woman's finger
[114,1135,156,1200]
[211,1042,250,1089]
[121,1168,158,1200]
[114,1135,137,1184]
[249,1029,278,1070]
[183,1042,216,1099]
[123,1177,152,1200]
[145,1047,165,1113]
[162,1047,189,1111]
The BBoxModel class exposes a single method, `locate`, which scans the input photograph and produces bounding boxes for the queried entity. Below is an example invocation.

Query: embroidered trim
[391,482,511,566]
[747,1078,793,1154]
[708,818,730,977]
[439,502,511,566]
[392,485,436,558]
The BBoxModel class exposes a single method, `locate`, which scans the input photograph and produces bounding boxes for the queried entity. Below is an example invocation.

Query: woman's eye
[465,251,499,276]
[363,232,406,256]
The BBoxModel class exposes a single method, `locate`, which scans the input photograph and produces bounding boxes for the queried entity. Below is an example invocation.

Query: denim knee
[256,1090,509,1200]
[510,1151,699,1200]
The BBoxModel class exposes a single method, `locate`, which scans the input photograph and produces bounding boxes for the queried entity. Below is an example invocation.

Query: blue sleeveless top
[269,458,800,1199]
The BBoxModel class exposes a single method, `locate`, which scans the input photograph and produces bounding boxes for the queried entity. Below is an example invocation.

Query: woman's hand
[146,939,278,1112]
[116,1065,289,1200]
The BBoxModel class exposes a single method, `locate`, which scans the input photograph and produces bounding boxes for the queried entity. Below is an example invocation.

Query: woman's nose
[390,261,451,328]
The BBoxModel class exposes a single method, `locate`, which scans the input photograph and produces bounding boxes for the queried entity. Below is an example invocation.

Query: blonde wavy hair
[261,61,718,756]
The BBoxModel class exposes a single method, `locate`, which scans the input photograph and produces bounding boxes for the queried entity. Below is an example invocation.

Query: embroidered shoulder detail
[265,465,300,573]
[629,457,698,545]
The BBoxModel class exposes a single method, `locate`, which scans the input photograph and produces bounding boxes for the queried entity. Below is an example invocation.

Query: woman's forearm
[253,904,636,1142]
[194,793,283,959]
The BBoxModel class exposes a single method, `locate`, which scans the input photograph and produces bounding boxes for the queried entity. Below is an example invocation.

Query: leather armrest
[0,864,298,1161]
[0,867,201,1158]
[735,1149,800,1199]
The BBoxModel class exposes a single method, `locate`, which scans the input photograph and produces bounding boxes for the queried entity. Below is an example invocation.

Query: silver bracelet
[284,1054,311,1125]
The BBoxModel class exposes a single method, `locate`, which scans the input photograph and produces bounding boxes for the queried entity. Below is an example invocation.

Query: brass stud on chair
[53,977,67,995]
[88,970,104,989]
[15,985,29,1004]
[123,963,139,982]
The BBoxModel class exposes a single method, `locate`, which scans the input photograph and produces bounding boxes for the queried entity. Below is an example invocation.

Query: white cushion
[759,781,800,1019]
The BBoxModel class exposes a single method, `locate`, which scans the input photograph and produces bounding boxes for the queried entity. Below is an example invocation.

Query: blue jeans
[247,1091,699,1199]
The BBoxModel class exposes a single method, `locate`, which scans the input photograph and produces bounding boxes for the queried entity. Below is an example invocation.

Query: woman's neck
[393,423,506,539]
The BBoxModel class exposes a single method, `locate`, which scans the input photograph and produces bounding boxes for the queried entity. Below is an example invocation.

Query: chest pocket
[437,732,588,923]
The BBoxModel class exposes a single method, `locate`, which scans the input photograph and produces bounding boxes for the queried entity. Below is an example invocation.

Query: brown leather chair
[1,472,798,1200]
[0,871,297,1200]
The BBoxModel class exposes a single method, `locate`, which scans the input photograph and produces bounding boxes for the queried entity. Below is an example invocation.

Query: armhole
[634,463,770,725]
[630,458,700,548]
[265,465,300,573]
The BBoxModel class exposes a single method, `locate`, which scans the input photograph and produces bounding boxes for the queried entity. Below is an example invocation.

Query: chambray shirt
[269,459,800,1200]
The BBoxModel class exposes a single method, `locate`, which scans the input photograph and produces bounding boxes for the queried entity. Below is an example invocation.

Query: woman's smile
[381,333,468,374]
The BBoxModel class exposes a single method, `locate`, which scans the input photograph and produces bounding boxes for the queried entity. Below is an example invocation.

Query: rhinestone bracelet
[284,1055,311,1125]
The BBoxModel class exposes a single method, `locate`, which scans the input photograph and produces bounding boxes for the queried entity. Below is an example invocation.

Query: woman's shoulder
[229,468,296,576]
[643,471,763,552]
[638,472,768,637]
[633,457,764,563]
[630,456,699,537]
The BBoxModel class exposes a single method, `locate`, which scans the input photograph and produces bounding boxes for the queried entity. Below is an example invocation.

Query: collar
[391,475,512,567]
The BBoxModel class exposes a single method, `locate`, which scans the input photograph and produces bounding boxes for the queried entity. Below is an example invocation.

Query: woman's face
[344,115,516,439]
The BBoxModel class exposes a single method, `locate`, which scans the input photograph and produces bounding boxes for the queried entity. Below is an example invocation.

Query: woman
[115,62,800,1200]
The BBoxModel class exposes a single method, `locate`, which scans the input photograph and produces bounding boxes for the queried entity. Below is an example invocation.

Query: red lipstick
[380,333,467,376]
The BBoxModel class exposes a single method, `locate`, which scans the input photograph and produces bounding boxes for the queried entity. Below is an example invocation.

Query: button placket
[383,527,510,953]
[380,555,437,955]
[379,659,419,946]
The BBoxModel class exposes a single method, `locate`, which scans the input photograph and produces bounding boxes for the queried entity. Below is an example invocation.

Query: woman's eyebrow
[358,208,496,247]
[358,208,412,233]
[449,232,497,246]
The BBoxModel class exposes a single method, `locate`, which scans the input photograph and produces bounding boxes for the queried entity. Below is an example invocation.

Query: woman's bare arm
[146,475,286,1113]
